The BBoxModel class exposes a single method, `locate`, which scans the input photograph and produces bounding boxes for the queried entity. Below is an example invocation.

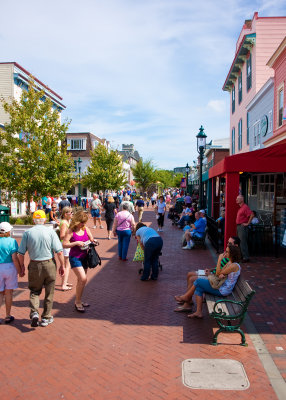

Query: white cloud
[207,100,227,113]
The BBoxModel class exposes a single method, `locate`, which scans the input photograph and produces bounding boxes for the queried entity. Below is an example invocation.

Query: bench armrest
[211,299,244,318]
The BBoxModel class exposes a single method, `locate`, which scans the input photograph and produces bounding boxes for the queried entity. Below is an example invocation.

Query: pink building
[223,12,286,155]
[265,36,286,147]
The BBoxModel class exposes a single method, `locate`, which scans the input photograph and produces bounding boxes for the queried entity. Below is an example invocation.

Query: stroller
[168,198,184,225]
[138,251,163,275]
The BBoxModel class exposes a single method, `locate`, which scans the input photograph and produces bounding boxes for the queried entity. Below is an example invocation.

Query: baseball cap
[33,210,46,219]
[199,209,205,214]
[0,222,13,233]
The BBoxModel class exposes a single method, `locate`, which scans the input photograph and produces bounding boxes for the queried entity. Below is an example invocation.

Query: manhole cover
[182,359,250,390]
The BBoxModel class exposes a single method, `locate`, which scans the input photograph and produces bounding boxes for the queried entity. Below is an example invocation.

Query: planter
[11,223,56,238]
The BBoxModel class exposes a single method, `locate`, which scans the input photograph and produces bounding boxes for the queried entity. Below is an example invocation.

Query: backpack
[87,243,101,268]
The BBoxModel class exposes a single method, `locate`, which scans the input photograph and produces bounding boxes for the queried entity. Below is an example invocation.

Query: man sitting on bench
[182,211,206,250]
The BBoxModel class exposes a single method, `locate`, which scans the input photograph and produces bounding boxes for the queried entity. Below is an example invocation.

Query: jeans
[116,229,132,260]
[141,237,163,280]
[178,215,190,227]
[194,278,222,297]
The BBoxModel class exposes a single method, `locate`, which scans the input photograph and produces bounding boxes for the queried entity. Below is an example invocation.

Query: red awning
[209,142,286,178]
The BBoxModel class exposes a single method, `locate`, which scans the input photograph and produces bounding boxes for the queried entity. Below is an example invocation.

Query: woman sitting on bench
[174,244,241,318]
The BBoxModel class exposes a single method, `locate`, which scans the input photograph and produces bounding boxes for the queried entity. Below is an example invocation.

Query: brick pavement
[1,207,285,399]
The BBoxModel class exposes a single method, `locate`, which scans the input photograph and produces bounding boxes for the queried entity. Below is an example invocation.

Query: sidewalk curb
[207,240,286,399]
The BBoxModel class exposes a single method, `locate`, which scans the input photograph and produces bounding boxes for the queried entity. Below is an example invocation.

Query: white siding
[0,64,13,124]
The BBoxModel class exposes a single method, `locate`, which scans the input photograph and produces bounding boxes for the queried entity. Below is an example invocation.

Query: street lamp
[196,125,207,209]
[76,157,82,207]
[185,163,190,195]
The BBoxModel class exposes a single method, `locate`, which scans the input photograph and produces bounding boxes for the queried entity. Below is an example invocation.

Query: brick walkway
[1,208,285,399]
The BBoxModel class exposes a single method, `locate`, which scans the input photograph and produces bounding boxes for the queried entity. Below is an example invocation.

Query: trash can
[0,205,10,223]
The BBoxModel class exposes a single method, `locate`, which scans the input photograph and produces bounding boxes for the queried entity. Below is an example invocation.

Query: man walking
[236,195,254,262]
[18,210,65,327]
[90,193,103,229]
[135,196,145,222]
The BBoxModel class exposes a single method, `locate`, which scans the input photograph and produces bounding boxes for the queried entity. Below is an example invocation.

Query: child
[146,198,150,208]
[0,222,22,323]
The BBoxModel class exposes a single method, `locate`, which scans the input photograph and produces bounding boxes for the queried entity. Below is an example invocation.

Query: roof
[222,33,256,92]
[208,143,286,178]
[267,36,286,68]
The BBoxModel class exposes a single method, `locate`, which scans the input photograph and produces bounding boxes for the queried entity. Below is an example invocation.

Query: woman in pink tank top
[63,211,98,312]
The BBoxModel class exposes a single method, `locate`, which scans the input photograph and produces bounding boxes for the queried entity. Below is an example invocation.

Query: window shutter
[83,139,87,150]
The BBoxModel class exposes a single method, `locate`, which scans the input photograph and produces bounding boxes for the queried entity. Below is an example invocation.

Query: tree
[82,143,127,192]
[155,169,175,188]
[131,159,156,192]
[0,80,76,207]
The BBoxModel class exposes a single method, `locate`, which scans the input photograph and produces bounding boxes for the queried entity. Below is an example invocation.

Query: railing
[247,224,275,256]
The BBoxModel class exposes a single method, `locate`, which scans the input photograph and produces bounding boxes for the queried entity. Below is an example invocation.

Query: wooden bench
[192,230,207,249]
[205,276,255,346]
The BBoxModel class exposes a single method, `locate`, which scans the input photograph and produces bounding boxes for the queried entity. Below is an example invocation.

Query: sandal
[74,304,85,313]
[82,302,90,307]
[4,316,15,324]
[62,286,72,291]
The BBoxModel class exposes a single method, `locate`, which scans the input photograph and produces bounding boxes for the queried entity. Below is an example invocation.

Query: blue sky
[1,0,286,169]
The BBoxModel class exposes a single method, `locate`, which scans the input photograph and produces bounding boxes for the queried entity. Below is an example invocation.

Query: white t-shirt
[157,202,166,213]
[30,201,37,213]
[91,198,102,209]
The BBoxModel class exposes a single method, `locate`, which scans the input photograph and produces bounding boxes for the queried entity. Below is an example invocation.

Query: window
[268,110,273,133]
[253,120,260,148]
[278,87,284,127]
[232,86,235,113]
[238,72,242,104]
[246,53,252,91]
[238,119,242,150]
[232,127,235,154]
[258,174,275,211]
[247,112,250,145]
[251,175,257,196]
[67,138,86,150]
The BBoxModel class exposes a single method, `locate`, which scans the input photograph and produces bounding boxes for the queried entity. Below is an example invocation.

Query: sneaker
[157,228,160,232]
[40,316,54,327]
[100,226,104,229]
[93,226,97,229]
[30,312,39,327]
[182,245,191,250]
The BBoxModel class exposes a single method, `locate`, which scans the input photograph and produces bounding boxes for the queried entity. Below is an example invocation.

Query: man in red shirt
[236,195,254,262]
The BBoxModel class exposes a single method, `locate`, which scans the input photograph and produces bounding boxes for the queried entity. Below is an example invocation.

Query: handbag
[133,243,144,262]
[87,243,101,268]
[208,273,227,289]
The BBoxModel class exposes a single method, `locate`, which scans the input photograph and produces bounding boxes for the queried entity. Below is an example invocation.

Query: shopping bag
[133,243,144,262]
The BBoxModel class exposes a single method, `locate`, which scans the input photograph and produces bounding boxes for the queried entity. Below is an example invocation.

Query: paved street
[1,208,286,399]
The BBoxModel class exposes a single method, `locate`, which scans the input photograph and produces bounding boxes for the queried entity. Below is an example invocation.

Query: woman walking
[112,203,135,261]
[63,211,97,312]
[59,206,73,291]
[156,195,166,232]
[104,196,117,239]
[0,222,22,323]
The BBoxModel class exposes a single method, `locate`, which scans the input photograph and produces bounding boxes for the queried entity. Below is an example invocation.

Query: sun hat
[33,210,46,219]
[0,222,13,233]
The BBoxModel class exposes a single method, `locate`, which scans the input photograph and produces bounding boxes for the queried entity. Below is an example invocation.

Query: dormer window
[67,138,86,150]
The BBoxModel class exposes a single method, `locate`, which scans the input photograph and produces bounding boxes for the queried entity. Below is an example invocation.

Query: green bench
[205,276,255,346]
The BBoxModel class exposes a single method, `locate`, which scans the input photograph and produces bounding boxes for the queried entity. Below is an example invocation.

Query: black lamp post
[75,157,82,207]
[185,163,190,194]
[196,126,207,210]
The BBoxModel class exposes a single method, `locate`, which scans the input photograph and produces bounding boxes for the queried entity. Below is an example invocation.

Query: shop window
[258,174,274,211]
[238,73,242,104]
[247,53,252,91]
[251,175,257,196]
[232,86,235,114]
[247,112,250,145]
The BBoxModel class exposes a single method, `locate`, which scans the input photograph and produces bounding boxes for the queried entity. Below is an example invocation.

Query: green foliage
[82,143,127,192]
[131,159,156,192]
[173,173,184,187]
[155,169,175,188]
[0,79,76,203]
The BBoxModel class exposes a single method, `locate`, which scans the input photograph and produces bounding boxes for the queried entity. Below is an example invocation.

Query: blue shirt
[136,199,144,207]
[136,227,160,246]
[0,237,19,263]
[194,218,206,234]
[18,225,63,261]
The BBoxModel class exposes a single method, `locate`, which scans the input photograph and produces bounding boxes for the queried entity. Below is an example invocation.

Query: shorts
[91,209,100,218]
[63,247,71,257]
[0,263,18,291]
[69,256,88,269]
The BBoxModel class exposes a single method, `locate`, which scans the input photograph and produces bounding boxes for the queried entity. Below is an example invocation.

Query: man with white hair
[236,195,254,262]
[18,210,64,327]
[119,196,135,214]
[90,193,103,229]
[182,211,206,250]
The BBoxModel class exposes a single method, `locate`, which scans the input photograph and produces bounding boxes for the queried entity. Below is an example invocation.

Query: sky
[1,0,286,169]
